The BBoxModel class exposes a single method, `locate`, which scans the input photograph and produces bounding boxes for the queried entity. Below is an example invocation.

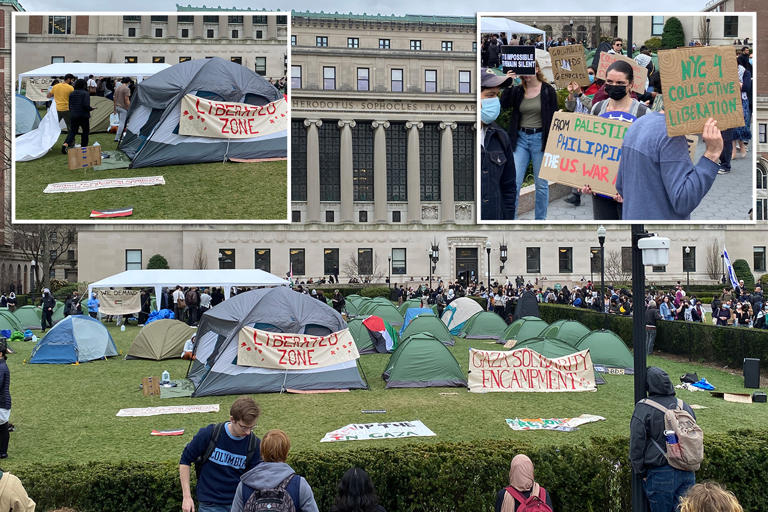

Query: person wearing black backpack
[179,397,262,512]
[495,454,553,511]
[231,429,318,512]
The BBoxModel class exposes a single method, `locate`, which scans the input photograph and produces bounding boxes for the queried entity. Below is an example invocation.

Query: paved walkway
[518,139,752,221]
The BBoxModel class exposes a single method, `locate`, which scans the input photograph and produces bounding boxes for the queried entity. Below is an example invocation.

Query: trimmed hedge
[11,432,768,511]
[733,259,755,290]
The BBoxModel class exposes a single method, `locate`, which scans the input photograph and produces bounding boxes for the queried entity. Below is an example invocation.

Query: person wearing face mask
[480,68,517,220]
[500,61,558,220]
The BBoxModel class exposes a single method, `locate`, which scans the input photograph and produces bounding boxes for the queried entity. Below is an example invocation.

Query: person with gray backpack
[630,367,703,512]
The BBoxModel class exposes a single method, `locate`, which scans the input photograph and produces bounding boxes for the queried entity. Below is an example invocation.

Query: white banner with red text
[179,94,287,139]
[237,327,359,370]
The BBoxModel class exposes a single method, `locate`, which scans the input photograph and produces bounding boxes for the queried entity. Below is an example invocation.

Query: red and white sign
[237,327,359,370]
[179,94,287,139]
[468,348,596,393]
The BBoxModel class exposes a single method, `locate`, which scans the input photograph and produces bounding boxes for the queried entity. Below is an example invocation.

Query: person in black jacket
[64,78,93,149]
[0,340,11,458]
[331,467,386,512]
[40,289,56,332]
[630,367,696,511]
[480,68,516,220]
[500,64,558,220]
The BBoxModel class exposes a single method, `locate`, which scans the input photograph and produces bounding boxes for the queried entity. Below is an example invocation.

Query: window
[590,247,601,275]
[231,56,242,65]
[291,34,296,45]
[155,28,163,37]
[324,249,339,275]
[256,30,263,38]
[352,123,374,200]
[48,16,71,35]
[473,42,477,52]
[181,28,189,38]
[392,248,406,274]
[123,15,141,22]
[652,16,664,36]
[347,37,359,48]
[323,66,336,90]
[526,248,541,273]
[441,41,453,51]
[125,56,138,63]
[218,249,235,269]
[231,29,239,39]
[724,16,738,38]
[255,57,267,76]
[290,249,306,275]
[358,249,373,275]
[392,211,401,223]
[559,247,573,273]
[420,123,441,201]
[325,210,334,223]
[152,56,165,63]
[652,265,666,273]
[453,124,475,201]
[254,249,271,272]
[51,56,65,64]
[318,123,341,201]
[67,250,75,261]
[316,36,328,47]
[758,165,767,190]
[203,16,219,23]
[754,247,766,273]
[683,247,696,273]
[459,71,471,94]
[291,65,302,89]
[128,27,136,37]
[291,120,307,201]
[292,210,301,223]
[228,15,244,24]
[425,70,437,93]
[179,56,191,63]
[178,16,193,23]
[410,40,421,50]
[206,29,214,38]
[276,16,287,24]
[621,247,633,274]
[758,199,768,221]
[125,250,142,271]
[387,122,407,201]
[359,211,368,223]
[391,69,403,92]
[150,15,168,22]
[379,39,390,49]
[760,124,767,144]
[357,68,369,91]
[253,15,268,24]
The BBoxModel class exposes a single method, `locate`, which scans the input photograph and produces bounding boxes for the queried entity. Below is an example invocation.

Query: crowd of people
[480,33,753,221]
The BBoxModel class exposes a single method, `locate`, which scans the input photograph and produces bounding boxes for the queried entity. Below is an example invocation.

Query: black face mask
[605,84,628,100]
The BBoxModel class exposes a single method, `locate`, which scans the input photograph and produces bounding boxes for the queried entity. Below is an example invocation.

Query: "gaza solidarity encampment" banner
[179,94,287,139]
[468,348,596,393]
[237,327,360,370]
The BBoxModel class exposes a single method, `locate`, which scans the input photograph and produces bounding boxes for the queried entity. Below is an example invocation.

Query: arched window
[562,25,572,38]
[577,25,588,43]
[757,163,767,190]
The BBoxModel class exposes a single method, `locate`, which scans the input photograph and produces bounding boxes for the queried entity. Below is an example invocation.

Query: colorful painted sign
[320,420,436,442]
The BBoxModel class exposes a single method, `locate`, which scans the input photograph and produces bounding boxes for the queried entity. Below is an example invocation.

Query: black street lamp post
[500,243,508,274]
[597,226,606,311]
[485,240,492,308]
[431,243,440,284]
[388,256,391,288]
[428,249,432,292]
[30,260,36,297]
[685,246,691,287]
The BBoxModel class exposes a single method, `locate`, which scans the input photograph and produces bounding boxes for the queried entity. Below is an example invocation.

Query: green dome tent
[367,303,404,328]
[397,298,423,316]
[502,316,549,345]
[511,336,580,360]
[126,319,197,360]
[348,315,398,354]
[400,314,454,346]
[458,311,508,340]
[382,332,466,388]
[13,305,42,330]
[540,320,591,348]
[343,295,366,317]
[576,330,634,369]
[0,310,22,332]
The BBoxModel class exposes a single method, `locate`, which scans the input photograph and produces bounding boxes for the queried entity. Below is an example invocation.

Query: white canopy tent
[480,17,547,48]
[87,269,289,309]
[17,62,171,91]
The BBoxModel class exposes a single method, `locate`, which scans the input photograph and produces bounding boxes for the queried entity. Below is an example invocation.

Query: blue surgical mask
[481,97,501,124]
[588,74,595,83]
[749,58,753,66]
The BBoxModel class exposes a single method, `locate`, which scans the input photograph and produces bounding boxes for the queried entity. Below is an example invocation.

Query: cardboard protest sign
[179,95,287,139]
[506,414,606,431]
[501,46,537,75]
[321,420,436,442]
[237,327,359,370]
[540,111,629,196]
[596,52,648,94]
[549,45,591,88]
[96,289,141,315]
[468,348,596,393]
[658,46,743,136]
[67,145,102,170]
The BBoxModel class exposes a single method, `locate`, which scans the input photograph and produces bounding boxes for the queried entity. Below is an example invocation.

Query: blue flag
[722,247,739,290]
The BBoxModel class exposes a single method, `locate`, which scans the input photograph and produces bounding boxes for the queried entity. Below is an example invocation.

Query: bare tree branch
[706,239,721,281]
[12,225,76,292]
[192,241,208,270]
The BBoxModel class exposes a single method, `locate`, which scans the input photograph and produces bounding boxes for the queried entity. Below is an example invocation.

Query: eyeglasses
[235,421,257,432]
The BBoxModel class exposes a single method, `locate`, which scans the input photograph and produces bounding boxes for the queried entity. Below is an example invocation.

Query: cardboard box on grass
[67,145,102,170]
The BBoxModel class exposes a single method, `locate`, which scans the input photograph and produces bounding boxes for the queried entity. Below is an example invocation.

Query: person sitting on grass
[330,467,387,512]
[495,454,554,511]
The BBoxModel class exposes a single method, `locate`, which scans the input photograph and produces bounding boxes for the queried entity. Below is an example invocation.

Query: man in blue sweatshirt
[616,115,723,220]
[179,397,262,512]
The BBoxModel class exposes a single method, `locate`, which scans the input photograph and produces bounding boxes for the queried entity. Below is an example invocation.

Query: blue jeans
[643,465,695,512]
[198,503,231,512]
[512,130,548,220]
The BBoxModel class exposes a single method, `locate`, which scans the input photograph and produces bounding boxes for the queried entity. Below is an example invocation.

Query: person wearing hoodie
[231,429,318,512]
[630,367,697,511]
[40,289,56,332]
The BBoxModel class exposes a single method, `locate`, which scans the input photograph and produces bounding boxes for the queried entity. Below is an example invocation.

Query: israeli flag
[723,247,739,291]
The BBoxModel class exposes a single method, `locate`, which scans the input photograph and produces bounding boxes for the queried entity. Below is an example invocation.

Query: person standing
[199,288,212,317]
[332,290,345,314]
[47,73,75,151]
[87,292,100,319]
[40,289,55,332]
[179,397,262,512]
[494,454,554,511]
[138,289,151,326]
[330,467,387,512]
[0,340,11,459]
[172,285,185,322]
[113,77,131,143]
[64,79,93,150]
[630,367,697,512]
[0,468,35,511]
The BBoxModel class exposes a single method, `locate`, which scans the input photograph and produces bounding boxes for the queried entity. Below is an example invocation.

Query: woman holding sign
[500,63,558,220]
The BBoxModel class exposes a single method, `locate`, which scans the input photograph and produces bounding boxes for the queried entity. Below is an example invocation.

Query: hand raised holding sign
[701,118,724,162]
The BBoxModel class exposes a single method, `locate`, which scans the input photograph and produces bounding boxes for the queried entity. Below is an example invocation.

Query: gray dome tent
[121,57,285,168]
[188,287,367,396]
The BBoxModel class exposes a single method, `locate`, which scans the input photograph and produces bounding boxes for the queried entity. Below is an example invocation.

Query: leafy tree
[661,17,685,50]
[147,254,169,269]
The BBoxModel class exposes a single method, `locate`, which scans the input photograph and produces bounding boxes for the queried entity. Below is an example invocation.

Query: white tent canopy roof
[87,269,288,306]
[480,17,546,37]
[17,62,171,89]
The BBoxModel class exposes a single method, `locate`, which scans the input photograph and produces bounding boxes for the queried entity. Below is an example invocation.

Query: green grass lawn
[3,322,767,471]
[14,133,287,221]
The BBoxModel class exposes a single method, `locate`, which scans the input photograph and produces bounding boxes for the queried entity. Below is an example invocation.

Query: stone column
[338,120,356,223]
[193,16,204,39]
[167,17,177,39]
[141,16,151,37]
[439,121,457,224]
[405,121,423,223]
[304,120,323,223]
[267,16,278,40]
[219,16,228,39]
[372,121,390,223]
